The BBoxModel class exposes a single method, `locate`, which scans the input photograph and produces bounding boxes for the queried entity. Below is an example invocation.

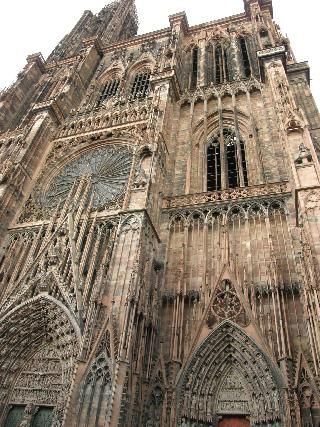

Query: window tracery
[207,279,249,328]
[207,128,248,191]
[207,43,230,85]
[130,72,151,100]
[97,78,120,105]
[78,352,112,427]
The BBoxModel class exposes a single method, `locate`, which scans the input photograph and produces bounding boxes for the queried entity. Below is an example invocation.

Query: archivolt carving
[12,345,63,406]
[190,110,251,154]
[177,321,284,426]
[0,294,81,424]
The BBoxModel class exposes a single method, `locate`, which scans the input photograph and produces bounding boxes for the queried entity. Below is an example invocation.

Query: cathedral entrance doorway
[177,322,285,426]
[218,416,250,427]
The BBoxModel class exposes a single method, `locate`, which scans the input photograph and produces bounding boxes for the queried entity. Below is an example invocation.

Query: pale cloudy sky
[0,0,319,108]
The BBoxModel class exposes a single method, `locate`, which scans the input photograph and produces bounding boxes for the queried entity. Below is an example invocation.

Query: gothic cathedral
[0,0,320,425]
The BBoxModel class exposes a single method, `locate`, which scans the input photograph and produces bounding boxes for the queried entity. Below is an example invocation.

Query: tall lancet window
[207,128,248,192]
[207,138,222,191]
[215,45,224,84]
[239,37,251,78]
[207,43,230,85]
[190,46,199,89]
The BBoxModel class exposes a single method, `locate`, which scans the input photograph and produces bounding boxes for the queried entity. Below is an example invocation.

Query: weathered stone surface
[1,0,320,426]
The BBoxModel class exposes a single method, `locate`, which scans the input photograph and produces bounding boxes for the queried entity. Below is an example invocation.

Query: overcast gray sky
[0,0,319,108]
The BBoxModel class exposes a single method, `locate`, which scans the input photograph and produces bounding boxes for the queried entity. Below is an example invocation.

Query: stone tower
[1,0,320,425]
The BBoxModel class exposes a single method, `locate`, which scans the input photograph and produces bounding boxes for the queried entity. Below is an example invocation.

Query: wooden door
[218,416,250,427]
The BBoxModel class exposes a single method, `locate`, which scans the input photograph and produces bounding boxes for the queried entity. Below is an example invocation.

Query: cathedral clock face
[43,145,133,209]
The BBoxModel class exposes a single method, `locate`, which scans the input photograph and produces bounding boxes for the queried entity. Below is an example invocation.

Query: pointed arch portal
[0,294,81,426]
[177,321,284,426]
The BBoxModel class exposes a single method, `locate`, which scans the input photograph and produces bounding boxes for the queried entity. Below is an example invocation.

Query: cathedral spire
[99,0,138,43]
[47,0,138,62]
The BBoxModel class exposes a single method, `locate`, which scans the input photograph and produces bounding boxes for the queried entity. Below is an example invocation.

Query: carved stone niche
[144,386,165,427]
[295,143,313,167]
[133,147,153,190]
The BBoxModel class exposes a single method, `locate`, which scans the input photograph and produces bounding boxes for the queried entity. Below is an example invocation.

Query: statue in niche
[134,149,152,189]
[17,404,38,427]
[181,418,188,427]
[295,143,312,165]
[145,386,164,427]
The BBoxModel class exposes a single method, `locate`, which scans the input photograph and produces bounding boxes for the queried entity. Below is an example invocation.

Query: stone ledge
[163,182,291,209]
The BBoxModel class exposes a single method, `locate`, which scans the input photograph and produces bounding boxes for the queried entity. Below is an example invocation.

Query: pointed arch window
[130,72,151,100]
[98,79,120,105]
[207,43,230,84]
[207,128,248,192]
[190,46,199,89]
[239,37,251,78]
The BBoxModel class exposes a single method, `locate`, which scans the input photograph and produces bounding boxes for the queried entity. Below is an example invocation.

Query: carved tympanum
[177,321,283,426]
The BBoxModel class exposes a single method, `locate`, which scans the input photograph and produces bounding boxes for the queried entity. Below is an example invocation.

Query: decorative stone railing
[257,45,286,59]
[56,96,155,139]
[179,77,263,104]
[163,182,291,209]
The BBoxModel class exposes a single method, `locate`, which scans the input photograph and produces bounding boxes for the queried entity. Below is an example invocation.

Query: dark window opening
[240,37,251,78]
[98,79,120,105]
[207,138,221,191]
[240,138,248,186]
[191,47,198,89]
[226,139,238,188]
[215,45,223,84]
[130,72,151,100]
[207,44,214,84]
[207,44,230,85]
[224,51,230,82]
[207,128,248,191]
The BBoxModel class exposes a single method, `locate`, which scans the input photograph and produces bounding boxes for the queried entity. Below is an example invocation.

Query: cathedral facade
[1,0,320,425]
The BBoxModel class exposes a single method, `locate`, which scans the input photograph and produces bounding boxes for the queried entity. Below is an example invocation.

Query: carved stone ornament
[0,159,14,184]
[295,143,313,165]
[305,190,320,212]
[177,321,284,426]
[41,144,133,210]
[207,279,249,328]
